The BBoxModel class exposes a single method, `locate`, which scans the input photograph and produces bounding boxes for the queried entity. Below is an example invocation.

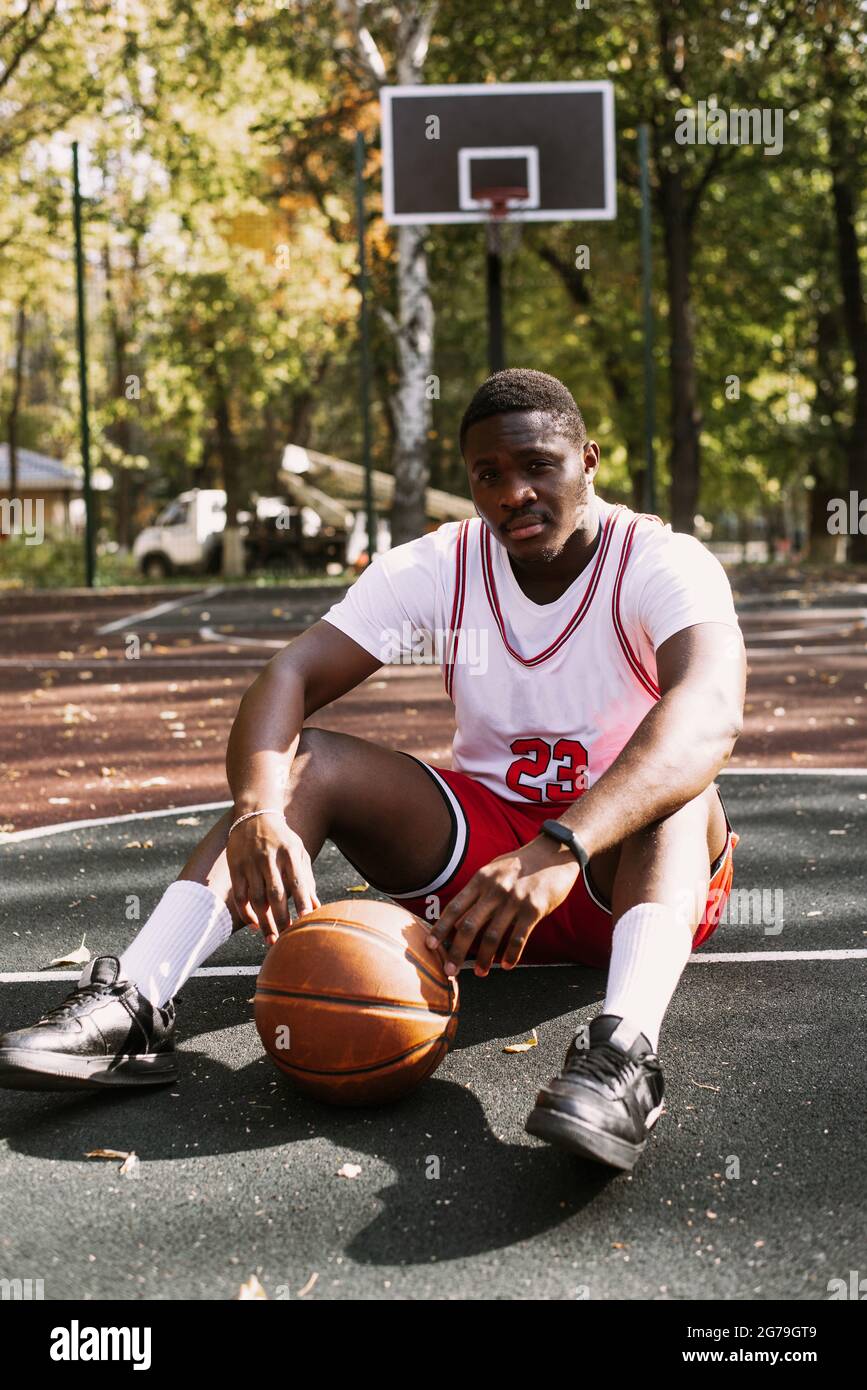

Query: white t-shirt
[322,492,740,805]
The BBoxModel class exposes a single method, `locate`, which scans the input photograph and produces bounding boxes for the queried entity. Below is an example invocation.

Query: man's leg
[118,727,455,1006]
[526,784,727,1168]
[0,730,456,1090]
[591,782,726,1051]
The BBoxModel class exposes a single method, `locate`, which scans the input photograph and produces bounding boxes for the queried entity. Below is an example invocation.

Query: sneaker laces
[564,1040,642,1088]
[40,982,117,1022]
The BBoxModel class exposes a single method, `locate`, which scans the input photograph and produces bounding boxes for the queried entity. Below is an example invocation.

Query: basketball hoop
[477,185,528,258]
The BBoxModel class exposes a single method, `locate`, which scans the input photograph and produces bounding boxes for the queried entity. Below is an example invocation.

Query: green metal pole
[354,132,376,563]
[72,141,96,587]
[638,124,657,517]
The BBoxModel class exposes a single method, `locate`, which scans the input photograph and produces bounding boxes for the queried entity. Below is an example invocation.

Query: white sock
[601,901,693,1052]
[113,880,234,1008]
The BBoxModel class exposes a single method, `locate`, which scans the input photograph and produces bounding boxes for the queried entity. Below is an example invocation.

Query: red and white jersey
[322,491,741,808]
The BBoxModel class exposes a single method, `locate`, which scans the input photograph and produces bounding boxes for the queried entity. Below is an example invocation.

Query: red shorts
[370,757,739,969]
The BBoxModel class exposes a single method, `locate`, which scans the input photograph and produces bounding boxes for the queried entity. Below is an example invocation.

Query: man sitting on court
[0,368,745,1172]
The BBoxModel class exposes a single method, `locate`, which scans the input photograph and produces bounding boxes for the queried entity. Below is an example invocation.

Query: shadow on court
[0,774,865,1299]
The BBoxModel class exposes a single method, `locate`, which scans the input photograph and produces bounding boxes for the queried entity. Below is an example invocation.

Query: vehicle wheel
[141,554,171,580]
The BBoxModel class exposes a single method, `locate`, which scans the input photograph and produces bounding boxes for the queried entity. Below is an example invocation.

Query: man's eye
[529,460,552,470]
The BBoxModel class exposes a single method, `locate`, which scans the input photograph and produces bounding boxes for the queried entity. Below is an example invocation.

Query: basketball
[254,899,459,1106]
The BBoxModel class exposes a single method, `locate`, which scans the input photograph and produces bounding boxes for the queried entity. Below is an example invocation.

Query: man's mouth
[504,516,548,540]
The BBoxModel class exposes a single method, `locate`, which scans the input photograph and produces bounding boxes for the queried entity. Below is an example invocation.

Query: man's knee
[287,727,336,797]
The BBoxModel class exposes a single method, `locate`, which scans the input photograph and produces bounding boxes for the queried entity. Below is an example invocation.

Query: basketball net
[478,185,527,259]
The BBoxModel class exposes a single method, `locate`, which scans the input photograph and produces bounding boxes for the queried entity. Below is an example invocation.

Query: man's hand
[425,836,581,977]
[226,814,321,947]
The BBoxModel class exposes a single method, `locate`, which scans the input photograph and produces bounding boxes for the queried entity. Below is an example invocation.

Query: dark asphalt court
[1,772,865,1301]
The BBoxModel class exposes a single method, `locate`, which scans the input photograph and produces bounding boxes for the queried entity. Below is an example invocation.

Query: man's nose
[501,480,538,511]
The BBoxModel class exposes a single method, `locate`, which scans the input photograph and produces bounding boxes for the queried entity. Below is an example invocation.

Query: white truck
[132,489,343,578]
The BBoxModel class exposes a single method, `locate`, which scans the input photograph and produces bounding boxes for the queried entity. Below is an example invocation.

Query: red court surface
[1,566,865,835]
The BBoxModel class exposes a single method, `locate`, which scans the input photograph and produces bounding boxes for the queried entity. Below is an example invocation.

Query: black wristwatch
[541,819,590,872]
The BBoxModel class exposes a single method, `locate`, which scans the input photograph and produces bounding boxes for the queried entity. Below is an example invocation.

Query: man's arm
[553,620,746,857]
[427,620,746,975]
[226,620,382,816]
[224,621,383,939]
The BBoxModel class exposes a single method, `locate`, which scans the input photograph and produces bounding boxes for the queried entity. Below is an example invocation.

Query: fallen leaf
[176,817,201,827]
[689,1079,720,1092]
[337,1163,362,1179]
[85,1148,131,1161]
[119,1153,139,1176]
[348,883,369,892]
[504,1028,538,1054]
[235,1275,268,1300]
[44,935,89,968]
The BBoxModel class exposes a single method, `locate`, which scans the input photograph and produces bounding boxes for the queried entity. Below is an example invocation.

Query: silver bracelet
[228,808,284,838]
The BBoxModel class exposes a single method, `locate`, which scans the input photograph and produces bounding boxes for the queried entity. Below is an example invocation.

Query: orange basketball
[254,899,459,1106]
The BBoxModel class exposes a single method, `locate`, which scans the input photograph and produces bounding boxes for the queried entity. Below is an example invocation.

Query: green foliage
[2,0,867,579]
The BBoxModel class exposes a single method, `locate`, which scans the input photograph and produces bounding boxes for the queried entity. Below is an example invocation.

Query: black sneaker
[0,955,177,1092]
[525,1015,664,1171]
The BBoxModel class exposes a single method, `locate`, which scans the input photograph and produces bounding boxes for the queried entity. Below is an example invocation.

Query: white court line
[0,657,264,669]
[2,949,866,985]
[0,801,231,844]
[3,766,867,846]
[96,586,223,635]
[739,607,867,619]
[719,766,867,775]
[744,622,866,641]
[200,625,285,650]
[746,644,867,657]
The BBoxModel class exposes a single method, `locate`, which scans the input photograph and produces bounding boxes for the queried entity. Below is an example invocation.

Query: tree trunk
[809,480,845,561]
[828,105,867,563]
[213,383,246,577]
[536,243,645,501]
[389,222,435,546]
[806,298,846,560]
[7,302,27,498]
[658,166,701,533]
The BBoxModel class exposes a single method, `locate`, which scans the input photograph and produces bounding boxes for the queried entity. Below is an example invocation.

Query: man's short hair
[459,368,587,452]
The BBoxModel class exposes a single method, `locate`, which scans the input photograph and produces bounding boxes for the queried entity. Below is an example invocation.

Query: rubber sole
[0,1048,178,1092]
[524,1102,647,1171]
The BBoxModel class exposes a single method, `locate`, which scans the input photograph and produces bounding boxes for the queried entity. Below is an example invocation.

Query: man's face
[463,410,599,561]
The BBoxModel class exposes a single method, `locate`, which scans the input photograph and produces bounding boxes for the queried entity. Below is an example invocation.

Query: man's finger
[426,880,479,948]
[442,893,499,975]
[264,866,290,930]
[234,873,263,929]
[500,908,539,970]
[472,903,518,977]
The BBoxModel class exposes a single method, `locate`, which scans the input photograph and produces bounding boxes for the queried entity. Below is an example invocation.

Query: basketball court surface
[1,571,865,1300]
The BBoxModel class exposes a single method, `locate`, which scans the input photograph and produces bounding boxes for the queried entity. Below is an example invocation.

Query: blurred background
[1,0,866,587]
